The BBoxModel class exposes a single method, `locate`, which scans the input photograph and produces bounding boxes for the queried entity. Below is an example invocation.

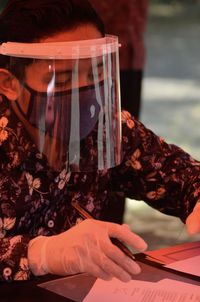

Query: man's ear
[0,69,21,101]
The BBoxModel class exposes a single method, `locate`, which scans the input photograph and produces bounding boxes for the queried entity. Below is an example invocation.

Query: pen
[71,201,135,261]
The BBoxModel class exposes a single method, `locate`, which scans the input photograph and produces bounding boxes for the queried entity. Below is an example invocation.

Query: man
[0,0,199,282]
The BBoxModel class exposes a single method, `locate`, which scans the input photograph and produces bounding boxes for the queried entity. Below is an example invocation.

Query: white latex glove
[28,220,147,282]
[186,202,200,235]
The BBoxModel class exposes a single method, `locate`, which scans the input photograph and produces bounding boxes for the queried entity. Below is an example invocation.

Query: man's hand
[186,202,200,235]
[29,220,147,282]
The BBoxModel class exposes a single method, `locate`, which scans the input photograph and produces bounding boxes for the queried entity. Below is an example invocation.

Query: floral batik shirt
[0,97,200,281]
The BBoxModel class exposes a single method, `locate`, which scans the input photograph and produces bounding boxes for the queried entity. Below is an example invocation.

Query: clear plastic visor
[0,36,122,172]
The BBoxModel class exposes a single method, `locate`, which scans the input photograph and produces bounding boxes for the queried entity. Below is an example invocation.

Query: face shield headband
[0,36,122,172]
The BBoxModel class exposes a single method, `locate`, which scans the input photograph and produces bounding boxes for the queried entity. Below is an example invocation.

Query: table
[1,254,199,302]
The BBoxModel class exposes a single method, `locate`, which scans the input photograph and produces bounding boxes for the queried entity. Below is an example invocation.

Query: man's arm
[111,111,200,223]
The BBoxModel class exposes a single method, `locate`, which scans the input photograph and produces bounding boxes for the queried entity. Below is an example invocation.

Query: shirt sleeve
[111,111,200,222]
[0,235,32,281]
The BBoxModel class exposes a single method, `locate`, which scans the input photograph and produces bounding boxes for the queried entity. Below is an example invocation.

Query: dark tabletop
[0,254,199,302]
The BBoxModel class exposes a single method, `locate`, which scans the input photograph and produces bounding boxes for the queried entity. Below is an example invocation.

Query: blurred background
[125,0,200,250]
[0,0,200,250]
[0,0,6,11]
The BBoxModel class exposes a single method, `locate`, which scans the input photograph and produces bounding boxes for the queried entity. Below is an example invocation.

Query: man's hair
[0,0,105,77]
[0,0,105,43]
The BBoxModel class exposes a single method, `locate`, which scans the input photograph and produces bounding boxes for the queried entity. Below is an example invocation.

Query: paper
[83,278,200,302]
[159,278,200,289]
[38,274,200,301]
[165,255,200,277]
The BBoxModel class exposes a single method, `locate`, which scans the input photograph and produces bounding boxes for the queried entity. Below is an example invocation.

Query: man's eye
[54,74,72,89]
[55,80,71,88]
[53,72,72,88]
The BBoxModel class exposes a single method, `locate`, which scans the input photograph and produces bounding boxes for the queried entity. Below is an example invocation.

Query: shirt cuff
[28,236,49,276]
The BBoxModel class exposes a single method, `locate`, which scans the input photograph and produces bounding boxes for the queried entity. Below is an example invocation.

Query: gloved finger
[63,246,113,281]
[102,240,141,276]
[105,222,148,252]
[122,223,131,230]
[85,262,113,281]
[186,203,200,235]
[92,253,132,283]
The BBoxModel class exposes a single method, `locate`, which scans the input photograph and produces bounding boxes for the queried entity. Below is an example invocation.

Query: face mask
[15,82,103,143]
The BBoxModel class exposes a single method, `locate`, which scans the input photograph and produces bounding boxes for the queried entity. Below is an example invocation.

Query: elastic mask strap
[14,99,31,121]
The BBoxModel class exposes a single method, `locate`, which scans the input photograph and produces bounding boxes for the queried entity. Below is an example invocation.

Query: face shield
[0,36,122,172]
